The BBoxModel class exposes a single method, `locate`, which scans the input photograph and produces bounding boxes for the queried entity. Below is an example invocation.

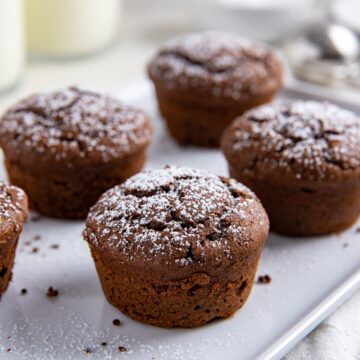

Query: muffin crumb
[46,286,59,298]
[257,275,272,284]
[112,319,121,326]
[31,214,41,222]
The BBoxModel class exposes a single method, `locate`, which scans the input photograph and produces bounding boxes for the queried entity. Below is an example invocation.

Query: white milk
[0,0,25,93]
[26,0,121,58]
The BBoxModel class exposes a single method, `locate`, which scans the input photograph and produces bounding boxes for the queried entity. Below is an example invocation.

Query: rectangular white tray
[0,80,359,360]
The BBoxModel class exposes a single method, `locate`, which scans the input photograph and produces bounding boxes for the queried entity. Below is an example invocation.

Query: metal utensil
[285,0,360,88]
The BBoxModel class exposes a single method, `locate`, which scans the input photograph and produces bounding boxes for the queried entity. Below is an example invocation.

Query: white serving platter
[0,79,359,360]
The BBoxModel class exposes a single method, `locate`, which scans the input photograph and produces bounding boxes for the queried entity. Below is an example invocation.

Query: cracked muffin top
[0,182,28,238]
[0,87,152,169]
[222,101,360,182]
[148,31,282,103]
[83,166,269,277]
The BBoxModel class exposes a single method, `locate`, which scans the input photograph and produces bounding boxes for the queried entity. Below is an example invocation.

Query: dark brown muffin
[148,31,282,147]
[222,101,360,236]
[0,182,28,298]
[83,166,269,328]
[0,87,152,219]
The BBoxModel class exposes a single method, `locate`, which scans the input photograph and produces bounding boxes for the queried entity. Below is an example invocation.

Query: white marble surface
[0,1,360,358]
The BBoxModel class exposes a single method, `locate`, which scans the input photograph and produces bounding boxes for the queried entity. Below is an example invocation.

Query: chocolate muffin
[83,166,269,328]
[222,101,360,236]
[0,87,152,219]
[148,31,282,147]
[0,182,28,298]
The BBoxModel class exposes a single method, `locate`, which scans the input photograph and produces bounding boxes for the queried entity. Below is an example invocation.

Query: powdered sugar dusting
[84,166,267,267]
[0,311,244,360]
[148,31,282,100]
[0,87,152,167]
[224,101,360,180]
[0,182,27,235]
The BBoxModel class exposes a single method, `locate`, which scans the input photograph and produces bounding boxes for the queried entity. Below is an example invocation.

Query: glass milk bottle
[0,0,25,94]
[25,0,121,59]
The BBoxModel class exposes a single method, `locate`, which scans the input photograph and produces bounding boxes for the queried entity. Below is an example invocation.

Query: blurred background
[1,0,360,110]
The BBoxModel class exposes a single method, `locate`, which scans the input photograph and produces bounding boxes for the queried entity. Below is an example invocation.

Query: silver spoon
[285,0,360,88]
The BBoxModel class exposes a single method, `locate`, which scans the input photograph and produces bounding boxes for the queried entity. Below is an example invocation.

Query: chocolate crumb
[257,275,272,284]
[6,348,11,352]
[50,244,59,249]
[32,247,39,254]
[112,319,121,326]
[46,286,59,298]
[118,346,127,352]
[83,348,92,354]
[101,342,107,347]
[20,288,27,295]
[31,214,41,222]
